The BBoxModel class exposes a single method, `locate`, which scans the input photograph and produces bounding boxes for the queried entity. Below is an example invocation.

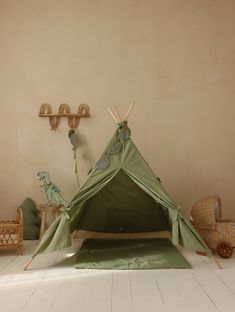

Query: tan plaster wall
[0,0,235,219]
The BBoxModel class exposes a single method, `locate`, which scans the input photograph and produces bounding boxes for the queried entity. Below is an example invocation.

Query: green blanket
[75,238,191,270]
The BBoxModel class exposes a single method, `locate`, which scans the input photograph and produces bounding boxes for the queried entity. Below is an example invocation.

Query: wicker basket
[0,209,23,254]
[191,195,235,258]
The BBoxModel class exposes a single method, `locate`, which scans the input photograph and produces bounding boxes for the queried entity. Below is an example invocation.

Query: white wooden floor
[1,239,235,312]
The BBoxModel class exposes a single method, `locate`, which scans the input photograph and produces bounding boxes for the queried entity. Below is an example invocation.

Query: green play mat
[75,238,191,270]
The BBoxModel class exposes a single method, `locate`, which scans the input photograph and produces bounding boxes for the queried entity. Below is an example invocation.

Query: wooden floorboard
[1,240,235,312]
[182,249,235,312]
[130,270,165,312]
[112,271,132,312]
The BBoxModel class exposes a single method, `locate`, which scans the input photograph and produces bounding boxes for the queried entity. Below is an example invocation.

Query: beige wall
[0,0,235,219]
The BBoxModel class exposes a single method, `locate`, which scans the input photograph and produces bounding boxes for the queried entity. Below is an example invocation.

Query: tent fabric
[33,122,212,258]
[78,170,169,233]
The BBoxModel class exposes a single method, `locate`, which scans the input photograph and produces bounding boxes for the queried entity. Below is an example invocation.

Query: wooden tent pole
[124,100,134,121]
[107,107,119,123]
[23,257,33,271]
[113,105,122,123]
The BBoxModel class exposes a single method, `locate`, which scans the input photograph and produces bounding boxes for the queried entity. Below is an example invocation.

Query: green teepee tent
[29,120,211,265]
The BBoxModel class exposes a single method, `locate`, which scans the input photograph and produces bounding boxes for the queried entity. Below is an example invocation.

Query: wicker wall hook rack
[39,103,90,130]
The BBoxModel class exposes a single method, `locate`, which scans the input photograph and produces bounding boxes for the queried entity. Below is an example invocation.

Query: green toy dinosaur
[38,172,69,217]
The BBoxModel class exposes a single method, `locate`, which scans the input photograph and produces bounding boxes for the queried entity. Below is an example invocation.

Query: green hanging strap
[74,151,79,187]
[68,130,80,188]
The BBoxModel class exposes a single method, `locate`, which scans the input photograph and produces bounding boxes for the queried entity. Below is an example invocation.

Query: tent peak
[117,121,131,141]
[108,101,134,124]
[95,121,131,171]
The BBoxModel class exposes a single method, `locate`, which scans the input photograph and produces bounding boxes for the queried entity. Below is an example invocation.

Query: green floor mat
[74,238,191,270]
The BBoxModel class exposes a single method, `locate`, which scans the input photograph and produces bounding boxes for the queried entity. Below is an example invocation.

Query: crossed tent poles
[107,101,134,124]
